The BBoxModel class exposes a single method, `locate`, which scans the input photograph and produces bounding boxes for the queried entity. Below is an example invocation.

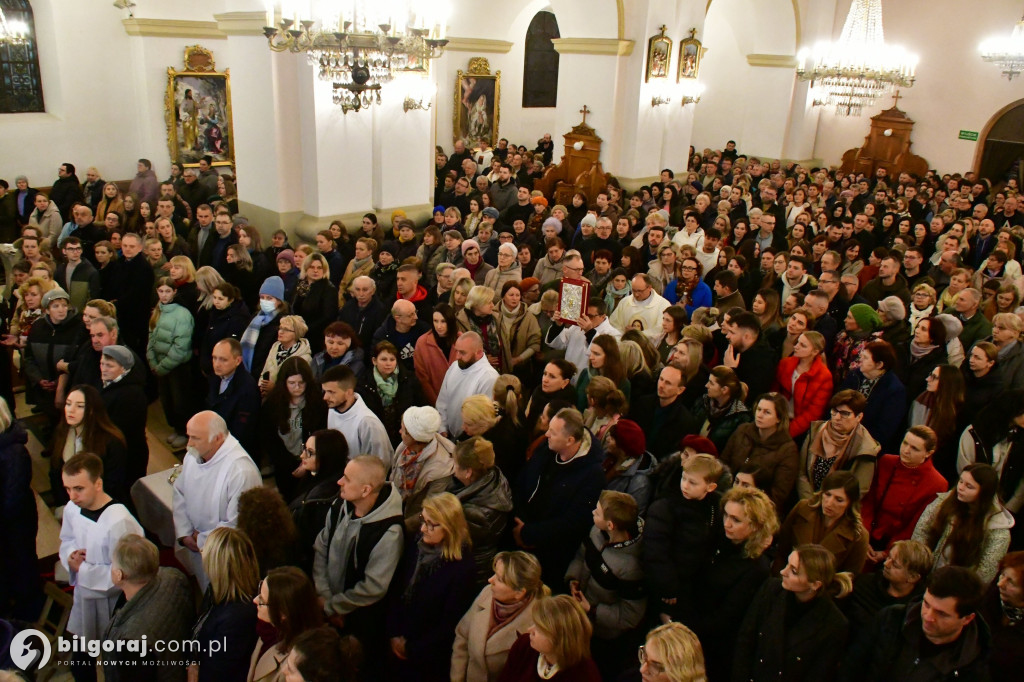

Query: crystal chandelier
[263,1,449,114]
[0,6,29,46]
[795,0,917,116]
[980,7,1024,80]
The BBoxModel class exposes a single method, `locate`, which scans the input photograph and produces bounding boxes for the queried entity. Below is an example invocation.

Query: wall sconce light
[403,97,431,112]
[651,95,671,107]
[680,81,705,106]
[401,76,436,113]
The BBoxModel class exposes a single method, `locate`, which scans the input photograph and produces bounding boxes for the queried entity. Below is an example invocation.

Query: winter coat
[645,491,723,622]
[310,347,365,381]
[482,263,523,298]
[721,423,800,509]
[497,634,601,682]
[839,600,991,682]
[495,305,541,375]
[774,500,870,575]
[996,339,1024,391]
[860,454,947,550]
[447,467,513,580]
[514,430,606,585]
[980,582,1024,682]
[629,394,701,459]
[532,254,563,286]
[23,312,84,386]
[199,300,251,375]
[206,370,261,454]
[733,579,848,682]
[414,331,456,404]
[773,355,834,438]
[259,338,313,384]
[564,524,646,639]
[339,295,389,352]
[0,422,37,621]
[604,451,657,516]
[691,396,753,454]
[54,259,100,313]
[28,200,63,244]
[840,369,908,452]
[357,365,423,447]
[291,278,338,354]
[244,311,281,381]
[392,435,455,533]
[797,422,880,500]
[147,302,194,375]
[911,492,1014,584]
[192,598,258,682]
[898,345,948,407]
[287,475,340,574]
[417,243,445,289]
[101,362,150,481]
[451,586,538,682]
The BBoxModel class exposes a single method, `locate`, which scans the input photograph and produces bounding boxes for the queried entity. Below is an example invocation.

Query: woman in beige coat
[451,551,549,682]
[248,566,324,682]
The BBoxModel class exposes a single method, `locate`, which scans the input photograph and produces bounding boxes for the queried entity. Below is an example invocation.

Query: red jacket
[497,633,601,682]
[772,355,833,438]
[860,454,947,549]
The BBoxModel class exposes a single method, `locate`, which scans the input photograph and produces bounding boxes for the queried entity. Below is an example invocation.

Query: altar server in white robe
[59,453,144,670]
[172,410,261,589]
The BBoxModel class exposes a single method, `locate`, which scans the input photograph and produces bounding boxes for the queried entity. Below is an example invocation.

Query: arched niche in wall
[523,11,560,108]
[975,98,1024,187]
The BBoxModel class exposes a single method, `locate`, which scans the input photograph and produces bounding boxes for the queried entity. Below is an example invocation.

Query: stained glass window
[0,0,44,113]
[522,11,560,109]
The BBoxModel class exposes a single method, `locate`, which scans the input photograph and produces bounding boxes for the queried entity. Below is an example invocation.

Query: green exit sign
[959,130,979,141]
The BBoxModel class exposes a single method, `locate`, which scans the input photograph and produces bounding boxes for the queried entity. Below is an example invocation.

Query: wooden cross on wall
[891,90,902,108]
[579,105,591,125]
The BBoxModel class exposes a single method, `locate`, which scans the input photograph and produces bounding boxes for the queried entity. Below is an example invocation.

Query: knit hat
[519,277,540,292]
[482,207,500,219]
[552,204,568,217]
[232,215,249,227]
[433,205,446,215]
[259,276,285,302]
[402,406,441,442]
[379,241,398,257]
[877,296,906,322]
[461,238,480,256]
[934,313,963,341]
[530,196,549,207]
[391,209,407,220]
[542,217,563,234]
[679,434,719,459]
[580,214,598,229]
[611,420,646,460]
[42,287,69,309]
[848,303,881,332]
[498,242,518,257]
[101,344,135,370]
[276,249,295,268]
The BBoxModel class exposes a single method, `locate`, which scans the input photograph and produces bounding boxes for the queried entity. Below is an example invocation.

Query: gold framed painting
[678,29,705,81]
[646,26,672,82]
[454,57,500,147]
[165,46,235,168]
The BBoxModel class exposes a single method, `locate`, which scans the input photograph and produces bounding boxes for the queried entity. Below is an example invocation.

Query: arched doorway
[976,99,1024,188]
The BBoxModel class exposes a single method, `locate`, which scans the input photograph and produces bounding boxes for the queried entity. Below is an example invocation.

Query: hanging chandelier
[0,6,29,46]
[979,7,1024,80]
[795,0,917,116]
[263,1,449,114]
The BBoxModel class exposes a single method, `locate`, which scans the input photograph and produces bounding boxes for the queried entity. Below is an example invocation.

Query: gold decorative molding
[746,54,798,68]
[214,12,269,37]
[122,18,225,39]
[552,38,634,56]
[444,37,513,53]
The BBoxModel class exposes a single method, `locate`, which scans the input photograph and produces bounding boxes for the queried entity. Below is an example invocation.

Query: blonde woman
[497,594,600,681]
[94,182,126,225]
[460,376,527,480]
[339,237,376,301]
[637,623,707,682]
[259,315,312,394]
[190,527,261,682]
[452,551,549,682]
[386,492,478,680]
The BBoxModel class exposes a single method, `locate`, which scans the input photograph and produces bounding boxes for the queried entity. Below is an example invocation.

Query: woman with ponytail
[734,544,851,681]
[459,376,527,481]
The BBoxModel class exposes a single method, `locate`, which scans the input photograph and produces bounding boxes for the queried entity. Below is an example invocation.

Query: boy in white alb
[59,452,144,680]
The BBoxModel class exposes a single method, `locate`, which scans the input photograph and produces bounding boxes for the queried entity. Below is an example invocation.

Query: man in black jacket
[630,365,700,459]
[207,339,260,454]
[339,275,388,351]
[111,233,154,361]
[99,344,150,485]
[723,311,775,405]
[839,566,990,682]
[50,162,84,222]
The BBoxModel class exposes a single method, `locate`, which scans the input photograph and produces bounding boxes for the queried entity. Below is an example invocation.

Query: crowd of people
[2,138,1024,682]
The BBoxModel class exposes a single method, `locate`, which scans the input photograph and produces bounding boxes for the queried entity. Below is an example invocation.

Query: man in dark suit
[207,339,260,454]
[187,204,217,267]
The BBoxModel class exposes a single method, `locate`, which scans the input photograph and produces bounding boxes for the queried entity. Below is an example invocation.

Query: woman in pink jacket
[415,303,459,404]
[773,331,833,439]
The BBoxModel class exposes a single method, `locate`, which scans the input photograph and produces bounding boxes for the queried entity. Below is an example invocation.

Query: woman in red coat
[860,425,948,566]
[497,595,600,682]
[773,331,833,439]
[414,303,459,404]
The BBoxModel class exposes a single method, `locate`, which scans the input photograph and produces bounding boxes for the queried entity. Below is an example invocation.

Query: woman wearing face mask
[773,471,870,575]
[912,463,1013,584]
[48,384,128,506]
[240,277,286,379]
[733,544,851,682]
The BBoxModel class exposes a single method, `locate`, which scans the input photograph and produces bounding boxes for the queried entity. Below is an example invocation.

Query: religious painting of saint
[454,59,501,147]
[646,28,672,83]
[678,32,704,82]
[165,48,235,167]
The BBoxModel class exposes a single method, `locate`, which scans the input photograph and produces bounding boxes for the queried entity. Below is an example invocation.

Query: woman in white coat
[451,551,549,682]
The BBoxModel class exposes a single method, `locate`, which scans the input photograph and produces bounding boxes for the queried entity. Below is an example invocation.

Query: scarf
[1001,597,1024,625]
[489,595,531,638]
[910,340,938,360]
[394,441,428,495]
[241,310,276,369]
[703,393,732,420]
[604,281,632,312]
[254,619,280,660]
[373,366,399,406]
[275,340,303,365]
[62,425,83,464]
[469,310,500,358]
[808,422,857,484]
[403,540,443,602]
[465,258,482,280]
[293,277,311,300]
[857,374,881,398]
[350,255,371,272]
[499,303,520,340]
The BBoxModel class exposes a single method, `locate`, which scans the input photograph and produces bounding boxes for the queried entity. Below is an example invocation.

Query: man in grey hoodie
[313,455,404,653]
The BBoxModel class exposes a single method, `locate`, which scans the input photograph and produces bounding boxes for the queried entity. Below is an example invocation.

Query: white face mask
[259,299,277,314]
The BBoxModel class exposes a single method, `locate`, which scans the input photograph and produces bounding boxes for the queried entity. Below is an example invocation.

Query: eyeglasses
[831,407,856,418]
[637,646,665,674]
[926,373,940,381]
[419,513,441,531]
[300,447,316,459]
[680,265,698,271]
[255,580,268,606]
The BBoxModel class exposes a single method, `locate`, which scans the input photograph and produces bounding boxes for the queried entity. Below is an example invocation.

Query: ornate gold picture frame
[454,57,500,147]
[646,26,672,82]
[678,29,706,82]
[165,45,235,168]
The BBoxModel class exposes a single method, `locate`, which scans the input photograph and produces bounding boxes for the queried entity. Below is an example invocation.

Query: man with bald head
[371,298,429,372]
[172,410,261,588]
[436,331,499,436]
[339,274,388,351]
